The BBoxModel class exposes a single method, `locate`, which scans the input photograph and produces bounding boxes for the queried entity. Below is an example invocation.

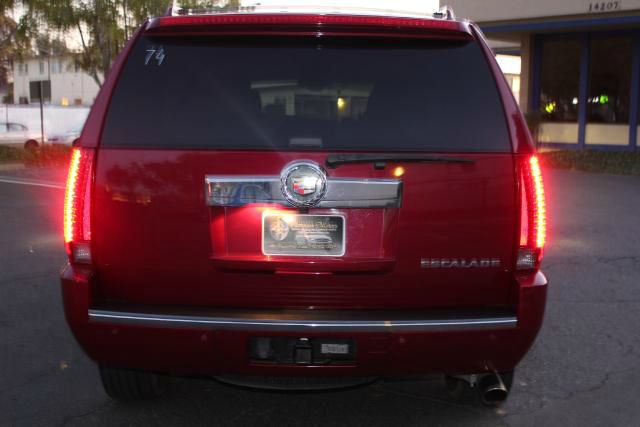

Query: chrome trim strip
[322,178,403,208]
[205,176,282,207]
[89,310,517,332]
[205,176,402,208]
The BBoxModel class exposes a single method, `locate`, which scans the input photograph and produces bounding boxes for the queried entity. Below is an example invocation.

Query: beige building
[449,0,640,150]
[13,56,100,107]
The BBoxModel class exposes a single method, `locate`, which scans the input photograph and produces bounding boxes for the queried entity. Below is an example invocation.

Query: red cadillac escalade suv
[61,5,547,405]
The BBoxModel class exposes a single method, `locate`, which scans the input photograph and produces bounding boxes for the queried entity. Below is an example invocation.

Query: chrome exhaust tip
[478,373,509,405]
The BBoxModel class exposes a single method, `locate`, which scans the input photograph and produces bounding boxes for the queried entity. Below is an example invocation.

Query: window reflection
[539,40,581,123]
[587,37,631,124]
[251,81,373,120]
[586,37,632,145]
[539,39,581,144]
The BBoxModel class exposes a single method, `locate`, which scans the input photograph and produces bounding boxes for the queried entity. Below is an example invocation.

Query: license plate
[262,213,345,257]
[320,343,350,355]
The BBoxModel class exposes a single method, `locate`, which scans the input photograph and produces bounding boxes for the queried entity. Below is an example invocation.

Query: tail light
[517,155,546,271]
[64,148,94,264]
[146,14,471,38]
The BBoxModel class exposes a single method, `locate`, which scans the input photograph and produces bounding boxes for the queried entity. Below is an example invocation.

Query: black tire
[500,370,515,391]
[24,140,39,151]
[99,365,165,401]
[444,375,470,401]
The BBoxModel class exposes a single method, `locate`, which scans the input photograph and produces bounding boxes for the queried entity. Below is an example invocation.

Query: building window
[29,80,51,103]
[504,74,521,105]
[39,61,45,75]
[497,54,521,104]
[8,123,27,132]
[539,39,581,144]
[18,62,28,75]
[586,37,632,146]
[51,60,63,74]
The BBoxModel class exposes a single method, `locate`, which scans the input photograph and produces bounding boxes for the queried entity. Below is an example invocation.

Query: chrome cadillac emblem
[280,161,327,207]
[291,176,318,195]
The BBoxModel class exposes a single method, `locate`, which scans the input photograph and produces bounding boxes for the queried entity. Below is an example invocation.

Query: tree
[6,1,237,88]
[35,35,69,56]
[17,0,169,87]
[174,0,240,13]
[0,12,31,91]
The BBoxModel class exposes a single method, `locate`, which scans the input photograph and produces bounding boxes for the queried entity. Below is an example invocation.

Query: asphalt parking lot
[1,165,639,427]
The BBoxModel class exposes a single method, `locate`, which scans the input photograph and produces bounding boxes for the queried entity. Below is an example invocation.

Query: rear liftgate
[207,160,399,366]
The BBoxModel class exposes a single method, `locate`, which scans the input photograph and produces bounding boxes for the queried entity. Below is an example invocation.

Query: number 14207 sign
[588,1,621,12]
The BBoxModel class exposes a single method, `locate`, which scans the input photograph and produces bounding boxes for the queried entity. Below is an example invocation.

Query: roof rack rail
[167,1,450,19]
[433,5,455,20]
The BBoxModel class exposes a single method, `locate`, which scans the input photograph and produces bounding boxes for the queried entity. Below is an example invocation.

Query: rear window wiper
[325,153,475,169]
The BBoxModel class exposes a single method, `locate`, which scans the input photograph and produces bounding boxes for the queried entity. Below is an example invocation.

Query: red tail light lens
[64,148,94,264]
[517,155,546,271]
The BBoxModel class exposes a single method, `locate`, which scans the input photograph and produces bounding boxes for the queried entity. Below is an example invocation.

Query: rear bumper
[61,265,547,377]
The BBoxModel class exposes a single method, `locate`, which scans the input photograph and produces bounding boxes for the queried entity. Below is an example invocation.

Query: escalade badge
[281,161,327,207]
[421,258,502,269]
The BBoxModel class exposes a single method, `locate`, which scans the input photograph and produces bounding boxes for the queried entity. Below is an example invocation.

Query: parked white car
[0,122,42,149]
[47,128,81,146]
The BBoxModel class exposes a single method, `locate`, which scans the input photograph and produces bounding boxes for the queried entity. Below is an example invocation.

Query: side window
[8,123,26,131]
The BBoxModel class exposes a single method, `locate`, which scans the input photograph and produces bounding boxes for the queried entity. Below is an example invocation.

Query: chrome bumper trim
[205,176,402,208]
[88,310,517,332]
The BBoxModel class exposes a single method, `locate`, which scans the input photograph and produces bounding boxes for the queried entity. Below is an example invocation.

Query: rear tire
[99,365,165,401]
[24,140,39,151]
[499,370,515,391]
[444,375,470,400]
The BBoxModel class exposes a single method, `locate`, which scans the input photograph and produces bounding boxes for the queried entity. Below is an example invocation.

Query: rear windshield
[102,36,510,152]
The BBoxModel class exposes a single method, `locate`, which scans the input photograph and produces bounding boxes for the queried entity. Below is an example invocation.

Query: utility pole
[123,0,128,40]
[39,80,44,145]
[38,49,52,147]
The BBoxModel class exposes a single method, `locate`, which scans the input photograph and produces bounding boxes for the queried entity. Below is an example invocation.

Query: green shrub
[0,145,72,166]
[540,150,640,175]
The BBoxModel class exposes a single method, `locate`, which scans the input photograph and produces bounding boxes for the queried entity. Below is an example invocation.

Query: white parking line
[0,176,65,190]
